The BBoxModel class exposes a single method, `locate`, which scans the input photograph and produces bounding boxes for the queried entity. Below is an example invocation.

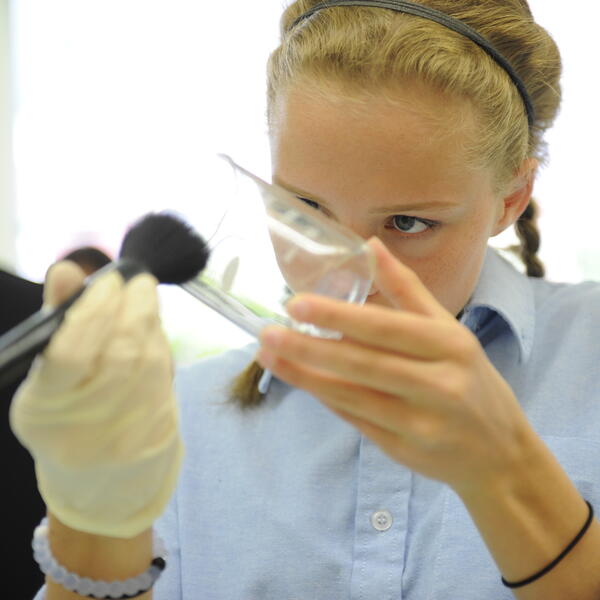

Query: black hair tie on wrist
[501,500,594,589]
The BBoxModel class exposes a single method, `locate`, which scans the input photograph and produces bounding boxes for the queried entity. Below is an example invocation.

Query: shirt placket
[350,434,413,600]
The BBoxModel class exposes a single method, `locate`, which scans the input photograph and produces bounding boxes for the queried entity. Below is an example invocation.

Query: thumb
[44,261,87,308]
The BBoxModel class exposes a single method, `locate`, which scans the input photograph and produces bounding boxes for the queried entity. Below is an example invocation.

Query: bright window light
[10,1,600,360]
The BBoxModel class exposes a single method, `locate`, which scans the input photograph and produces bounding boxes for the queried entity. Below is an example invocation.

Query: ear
[491,158,538,237]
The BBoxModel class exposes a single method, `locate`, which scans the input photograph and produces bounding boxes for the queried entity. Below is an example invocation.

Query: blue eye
[296,197,439,237]
[390,215,437,235]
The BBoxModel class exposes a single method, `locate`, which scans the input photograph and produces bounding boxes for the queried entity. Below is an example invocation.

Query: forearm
[456,430,600,600]
[46,513,153,600]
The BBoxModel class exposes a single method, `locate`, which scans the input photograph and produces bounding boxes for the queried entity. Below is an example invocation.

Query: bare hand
[258,237,535,495]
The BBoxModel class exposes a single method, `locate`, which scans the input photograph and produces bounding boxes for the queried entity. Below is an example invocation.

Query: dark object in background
[0,269,45,598]
[59,245,112,276]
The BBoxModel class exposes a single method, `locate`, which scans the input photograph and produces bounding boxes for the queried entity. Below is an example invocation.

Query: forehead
[270,83,491,205]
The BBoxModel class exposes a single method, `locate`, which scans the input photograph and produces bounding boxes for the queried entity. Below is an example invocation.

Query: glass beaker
[181,154,375,339]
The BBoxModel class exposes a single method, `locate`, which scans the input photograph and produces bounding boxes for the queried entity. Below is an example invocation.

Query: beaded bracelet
[32,517,167,599]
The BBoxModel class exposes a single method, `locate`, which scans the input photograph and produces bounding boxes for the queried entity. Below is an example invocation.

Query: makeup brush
[0,212,209,389]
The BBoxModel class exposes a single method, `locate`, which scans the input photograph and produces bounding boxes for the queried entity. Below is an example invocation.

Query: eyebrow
[275,180,462,214]
[367,201,462,214]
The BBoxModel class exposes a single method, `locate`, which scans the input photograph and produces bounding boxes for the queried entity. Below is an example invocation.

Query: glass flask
[181,155,375,339]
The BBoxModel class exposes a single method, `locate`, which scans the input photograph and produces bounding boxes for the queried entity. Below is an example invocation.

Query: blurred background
[1,0,599,364]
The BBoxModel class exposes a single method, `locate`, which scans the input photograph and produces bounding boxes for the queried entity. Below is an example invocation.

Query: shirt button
[371,509,393,532]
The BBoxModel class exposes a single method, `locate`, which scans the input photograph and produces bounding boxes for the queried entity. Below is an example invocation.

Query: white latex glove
[10,261,183,538]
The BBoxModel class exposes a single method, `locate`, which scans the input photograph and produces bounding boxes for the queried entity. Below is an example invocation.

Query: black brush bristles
[119,212,209,284]
[0,212,209,389]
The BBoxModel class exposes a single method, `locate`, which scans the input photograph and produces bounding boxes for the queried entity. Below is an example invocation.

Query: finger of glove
[11,281,167,469]
[34,271,124,392]
[35,275,168,430]
[98,273,164,380]
[93,322,177,465]
[43,260,87,308]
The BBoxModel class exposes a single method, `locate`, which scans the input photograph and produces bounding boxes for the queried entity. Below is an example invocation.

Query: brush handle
[180,279,286,338]
[0,260,146,391]
[0,289,84,388]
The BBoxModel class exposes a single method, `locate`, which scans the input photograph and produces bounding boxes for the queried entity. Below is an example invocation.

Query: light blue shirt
[34,247,600,599]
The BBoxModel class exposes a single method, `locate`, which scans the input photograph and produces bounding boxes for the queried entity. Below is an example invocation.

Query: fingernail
[367,236,384,252]
[87,271,121,298]
[286,298,311,320]
[129,273,157,295]
[261,327,285,348]
[257,348,275,369]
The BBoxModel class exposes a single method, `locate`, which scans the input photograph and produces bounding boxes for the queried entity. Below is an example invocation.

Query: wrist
[45,513,155,599]
[48,513,153,576]
[453,418,543,503]
[453,429,591,588]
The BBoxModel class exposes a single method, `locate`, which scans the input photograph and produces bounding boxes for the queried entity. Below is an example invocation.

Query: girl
[15,1,600,598]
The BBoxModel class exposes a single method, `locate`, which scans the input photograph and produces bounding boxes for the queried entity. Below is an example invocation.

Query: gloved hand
[10,261,183,538]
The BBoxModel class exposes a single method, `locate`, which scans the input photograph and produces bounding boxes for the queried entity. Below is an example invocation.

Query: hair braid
[228,360,266,409]
[513,198,545,278]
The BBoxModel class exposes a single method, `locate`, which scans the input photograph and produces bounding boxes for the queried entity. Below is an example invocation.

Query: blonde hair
[230,0,562,409]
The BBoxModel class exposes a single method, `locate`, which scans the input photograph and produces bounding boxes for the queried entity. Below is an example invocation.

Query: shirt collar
[460,247,535,363]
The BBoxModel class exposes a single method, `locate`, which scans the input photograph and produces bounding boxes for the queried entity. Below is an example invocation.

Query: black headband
[288,0,535,128]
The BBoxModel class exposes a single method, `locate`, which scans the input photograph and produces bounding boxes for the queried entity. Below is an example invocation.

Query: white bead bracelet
[32,517,167,599]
